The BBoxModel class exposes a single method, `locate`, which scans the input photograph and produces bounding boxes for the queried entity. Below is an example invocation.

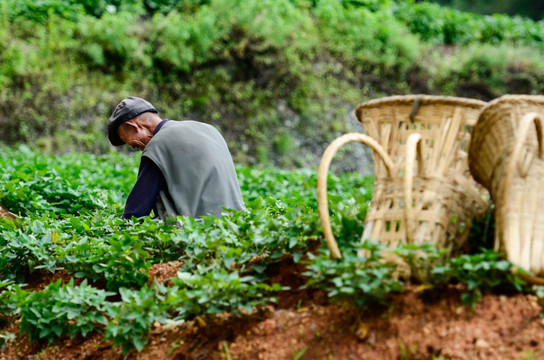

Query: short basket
[318,95,489,259]
[469,95,544,279]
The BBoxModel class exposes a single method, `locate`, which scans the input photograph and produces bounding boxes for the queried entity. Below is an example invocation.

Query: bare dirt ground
[2,256,544,360]
[0,206,15,220]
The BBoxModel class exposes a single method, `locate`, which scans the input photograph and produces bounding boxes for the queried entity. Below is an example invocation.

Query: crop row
[0,146,540,353]
[0,145,368,352]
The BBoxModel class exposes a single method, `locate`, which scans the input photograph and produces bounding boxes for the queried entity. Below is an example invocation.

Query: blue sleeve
[122,156,166,219]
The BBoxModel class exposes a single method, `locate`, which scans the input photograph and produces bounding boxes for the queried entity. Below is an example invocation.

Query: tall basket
[469,95,544,279]
[318,95,489,259]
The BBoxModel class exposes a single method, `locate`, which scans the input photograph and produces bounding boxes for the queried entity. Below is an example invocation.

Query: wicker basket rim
[469,94,544,188]
[480,94,544,113]
[470,94,544,155]
[354,95,486,119]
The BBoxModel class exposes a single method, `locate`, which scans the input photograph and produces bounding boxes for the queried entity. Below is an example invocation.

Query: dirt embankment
[2,257,544,360]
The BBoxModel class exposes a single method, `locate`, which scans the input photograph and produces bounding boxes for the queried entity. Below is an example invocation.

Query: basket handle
[403,133,425,244]
[498,113,543,266]
[317,133,394,259]
[511,113,544,178]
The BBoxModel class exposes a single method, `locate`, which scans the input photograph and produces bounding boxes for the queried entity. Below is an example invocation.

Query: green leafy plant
[17,279,114,342]
[393,244,528,309]
[303,241,404,309]
[105,284,169,353]
[167,269,285,318]
[0,220,58,282]
[430,250,525,308]
[0,281,20,319]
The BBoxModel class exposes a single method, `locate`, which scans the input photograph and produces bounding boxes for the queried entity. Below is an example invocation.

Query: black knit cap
[108,96,158,146]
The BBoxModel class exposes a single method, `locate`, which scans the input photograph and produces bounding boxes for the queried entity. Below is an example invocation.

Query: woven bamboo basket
[318,95,489,259]
[468,95,544,279]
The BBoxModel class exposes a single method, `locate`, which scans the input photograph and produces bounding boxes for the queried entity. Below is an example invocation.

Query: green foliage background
[1,0,544,168]
[429,0,544,21]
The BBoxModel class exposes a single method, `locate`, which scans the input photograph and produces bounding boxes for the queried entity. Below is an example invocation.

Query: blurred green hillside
[429,0,544,20]
[1,0,543,169]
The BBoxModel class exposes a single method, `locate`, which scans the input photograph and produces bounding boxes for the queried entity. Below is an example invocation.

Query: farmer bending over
[108,96,246,221]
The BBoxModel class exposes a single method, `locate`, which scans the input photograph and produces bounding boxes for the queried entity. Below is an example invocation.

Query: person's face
[117,120,152,151]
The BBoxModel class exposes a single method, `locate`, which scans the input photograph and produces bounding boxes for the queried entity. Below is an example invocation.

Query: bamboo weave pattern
[318,95,489,259]
[469,95,544,278]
